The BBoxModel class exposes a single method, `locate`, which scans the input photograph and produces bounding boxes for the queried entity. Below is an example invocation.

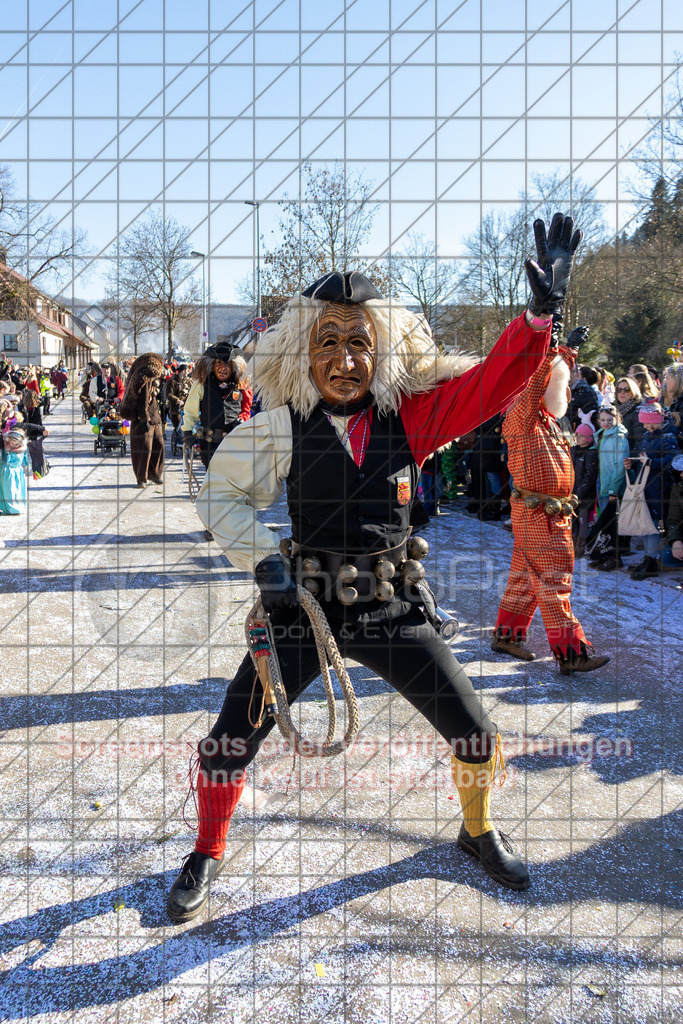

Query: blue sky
[1,0,682,303]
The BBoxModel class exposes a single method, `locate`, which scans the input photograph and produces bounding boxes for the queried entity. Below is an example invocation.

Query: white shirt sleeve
[195,405,292,573]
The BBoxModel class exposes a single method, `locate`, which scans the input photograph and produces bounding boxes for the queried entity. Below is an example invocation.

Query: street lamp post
[190,250,206,352]
[244,201,261,319]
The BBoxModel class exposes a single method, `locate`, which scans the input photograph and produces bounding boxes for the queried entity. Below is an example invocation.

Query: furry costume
[121,352,165,485]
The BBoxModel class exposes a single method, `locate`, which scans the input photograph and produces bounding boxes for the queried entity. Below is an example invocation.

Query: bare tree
[101,272,158,358]
[114,210,202,361]
[0,165,87,292]
[392,232,461,347]
[240,163,393,315]
[523,170,607,251]
[459,206,530,339]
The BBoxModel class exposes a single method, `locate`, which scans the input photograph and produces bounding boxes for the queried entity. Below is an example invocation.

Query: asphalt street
[0,393,681,1024]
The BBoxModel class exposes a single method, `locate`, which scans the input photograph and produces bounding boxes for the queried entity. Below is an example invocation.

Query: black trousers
[199,440,222,469]
[199,606,497,780]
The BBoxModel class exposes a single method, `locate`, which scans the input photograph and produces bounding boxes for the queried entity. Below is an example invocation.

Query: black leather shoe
[457,824,530,890]
[167,850,225,922]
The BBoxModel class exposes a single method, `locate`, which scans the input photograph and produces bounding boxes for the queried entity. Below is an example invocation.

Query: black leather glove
[140,421,150,433]
[566,324,590,351]
[254,554,299,614]
[182,430,194,447]
[526,213,582,322]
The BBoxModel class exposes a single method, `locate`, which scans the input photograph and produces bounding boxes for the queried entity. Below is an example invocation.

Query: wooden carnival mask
[309,303,377,407]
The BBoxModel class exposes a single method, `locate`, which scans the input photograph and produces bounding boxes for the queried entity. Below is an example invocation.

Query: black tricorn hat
[302,270,382,304]
[204,341,236,362]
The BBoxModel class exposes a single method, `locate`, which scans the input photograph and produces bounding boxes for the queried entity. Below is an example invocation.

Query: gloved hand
[254,554,299,614]
[140,421,150,433]
[525,213,582,322]
[182,430,194,448]
[566,325,590,350]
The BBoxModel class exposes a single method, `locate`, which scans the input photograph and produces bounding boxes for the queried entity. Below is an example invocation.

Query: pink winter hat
[576,423,594,438]
[638,402,665,424]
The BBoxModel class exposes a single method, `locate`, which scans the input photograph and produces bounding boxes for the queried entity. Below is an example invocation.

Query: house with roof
[0,256,99,370]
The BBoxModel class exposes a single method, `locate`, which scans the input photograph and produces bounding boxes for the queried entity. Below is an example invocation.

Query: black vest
[287,405,418,553]
[200,373,242,432]
[96,374,118,400]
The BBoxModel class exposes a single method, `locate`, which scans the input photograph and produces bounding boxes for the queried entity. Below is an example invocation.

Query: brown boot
[558,643,610,676]
[491,630,536,662]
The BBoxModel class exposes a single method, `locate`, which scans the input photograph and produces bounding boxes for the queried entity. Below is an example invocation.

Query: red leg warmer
[194,769,246,859]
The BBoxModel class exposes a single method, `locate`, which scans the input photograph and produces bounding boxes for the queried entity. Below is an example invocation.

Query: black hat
[302,271,382,304]
[204,341,235,362]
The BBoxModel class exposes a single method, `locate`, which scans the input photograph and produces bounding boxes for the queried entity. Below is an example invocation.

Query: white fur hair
[249,294,478,417]
[543,354,571,419]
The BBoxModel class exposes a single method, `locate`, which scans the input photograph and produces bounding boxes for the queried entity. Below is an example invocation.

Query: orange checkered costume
[495,347,588,658]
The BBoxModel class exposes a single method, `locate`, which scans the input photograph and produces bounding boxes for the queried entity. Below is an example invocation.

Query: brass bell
[407,535,429,559]
[402,559,425,585]
[560,502,574,517]
[337,563,358,585]
[303,578,320,596]
[338,586,358,606]
[301,556,322,575]
[544,498,562,516]
[511,488,522,500]
[375,581,395,602]
[374,559,395,581]
[279,538,292,557]
[524,495,541,510]
[568,494,579,509]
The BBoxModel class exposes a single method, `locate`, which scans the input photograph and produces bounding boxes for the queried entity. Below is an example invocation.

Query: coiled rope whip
[245,586,360,757]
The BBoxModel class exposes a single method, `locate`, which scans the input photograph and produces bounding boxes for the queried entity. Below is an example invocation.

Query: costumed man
[491,318,611,674]
[120,352,165,488]
[89,361,125,405]
[167,214,581,922]
[166,363,191,431]
[182,342,253,470]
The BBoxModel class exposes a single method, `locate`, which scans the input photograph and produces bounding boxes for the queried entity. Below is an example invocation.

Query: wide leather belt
[511,487,579,517]
[280,536,429,605]
[194,427,230,441]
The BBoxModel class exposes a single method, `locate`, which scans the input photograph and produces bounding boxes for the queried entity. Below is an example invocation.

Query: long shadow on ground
[0,810,679,1017]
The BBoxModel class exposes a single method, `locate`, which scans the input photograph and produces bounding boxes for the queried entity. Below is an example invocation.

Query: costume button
[359,516,365,522]
[359,473,365,479]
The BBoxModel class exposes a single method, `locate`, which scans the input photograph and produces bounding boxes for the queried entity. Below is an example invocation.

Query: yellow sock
[451,735,506,838]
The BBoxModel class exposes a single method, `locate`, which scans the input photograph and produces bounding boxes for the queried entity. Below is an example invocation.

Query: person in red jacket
[492,327,610,674]
[166,215,581,922]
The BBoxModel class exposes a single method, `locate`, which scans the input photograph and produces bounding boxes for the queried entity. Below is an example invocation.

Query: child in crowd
[570,423,598,558]
[625,403,679,580]
[595,406,629,512]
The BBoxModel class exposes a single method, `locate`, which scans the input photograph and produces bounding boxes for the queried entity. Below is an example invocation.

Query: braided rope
[245,587,360,757]
[185,444,201,503]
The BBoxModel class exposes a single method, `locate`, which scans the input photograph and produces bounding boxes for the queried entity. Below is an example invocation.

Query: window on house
[3,334,18,351]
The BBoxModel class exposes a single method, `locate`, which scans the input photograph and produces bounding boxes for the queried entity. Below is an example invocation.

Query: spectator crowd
[421,352,683,582]
[2,340,682,585]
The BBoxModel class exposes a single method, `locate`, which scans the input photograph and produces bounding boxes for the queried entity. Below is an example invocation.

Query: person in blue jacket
[595,406,629,511]
[625,403,679,579]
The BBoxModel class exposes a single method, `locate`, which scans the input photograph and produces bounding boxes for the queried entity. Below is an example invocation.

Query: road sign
[253,317,268,333]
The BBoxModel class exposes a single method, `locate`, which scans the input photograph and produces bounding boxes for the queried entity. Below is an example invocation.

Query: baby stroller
[170,423,183,456]
[94,401,127,456]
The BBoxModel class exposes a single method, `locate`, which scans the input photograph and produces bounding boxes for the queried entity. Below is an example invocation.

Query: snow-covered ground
[0,395,680,1024]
